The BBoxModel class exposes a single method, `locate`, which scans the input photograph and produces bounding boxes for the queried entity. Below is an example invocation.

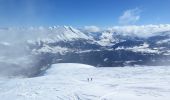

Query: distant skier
[87,78,89,82]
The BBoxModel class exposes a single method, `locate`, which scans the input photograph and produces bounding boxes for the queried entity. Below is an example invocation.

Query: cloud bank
[108,24,170,37]
[0,27,48,77]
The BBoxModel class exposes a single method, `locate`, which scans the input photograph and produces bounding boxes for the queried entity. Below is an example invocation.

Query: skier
[87,78,89,82]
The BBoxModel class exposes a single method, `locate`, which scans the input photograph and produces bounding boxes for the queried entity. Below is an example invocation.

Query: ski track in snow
[0,63,170,100]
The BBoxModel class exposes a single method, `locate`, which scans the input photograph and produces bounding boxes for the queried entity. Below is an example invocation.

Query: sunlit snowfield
[0,63,170,100]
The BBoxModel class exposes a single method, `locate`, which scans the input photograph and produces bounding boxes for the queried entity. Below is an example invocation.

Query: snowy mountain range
[23,25,170,68]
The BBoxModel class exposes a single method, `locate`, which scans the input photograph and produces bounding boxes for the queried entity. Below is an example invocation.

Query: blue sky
[0,0,170,27]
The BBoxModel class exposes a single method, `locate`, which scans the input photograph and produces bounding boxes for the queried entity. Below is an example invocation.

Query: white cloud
[108,24,170,37]
[84,26,100,32]
[119,8,141,25]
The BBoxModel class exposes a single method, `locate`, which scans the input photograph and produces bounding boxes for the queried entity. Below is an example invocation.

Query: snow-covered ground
[0,63,170,100]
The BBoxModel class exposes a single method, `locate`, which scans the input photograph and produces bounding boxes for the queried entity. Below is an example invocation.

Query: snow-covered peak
[40,26,90,43]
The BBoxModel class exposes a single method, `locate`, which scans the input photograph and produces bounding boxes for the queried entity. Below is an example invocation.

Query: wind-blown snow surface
[0,63,170,100]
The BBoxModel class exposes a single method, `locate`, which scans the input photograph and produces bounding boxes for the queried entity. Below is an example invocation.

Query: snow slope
[0,63,170,100]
